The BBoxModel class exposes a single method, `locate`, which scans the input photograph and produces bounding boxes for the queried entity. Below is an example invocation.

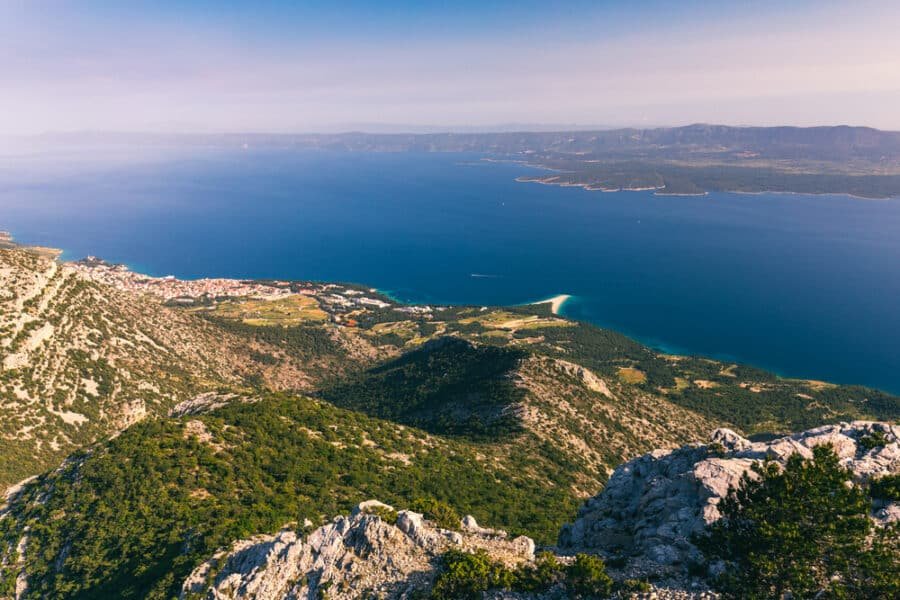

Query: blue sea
[2,145,899,393]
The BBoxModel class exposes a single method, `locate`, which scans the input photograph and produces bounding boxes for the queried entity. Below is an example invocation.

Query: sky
[2,0,900,134]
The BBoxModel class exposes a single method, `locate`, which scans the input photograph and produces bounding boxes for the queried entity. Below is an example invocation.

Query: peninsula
[532,294,572,315]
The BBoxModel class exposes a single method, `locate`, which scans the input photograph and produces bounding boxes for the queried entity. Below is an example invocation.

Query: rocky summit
[180,501,535,600]
[559,422,899,585]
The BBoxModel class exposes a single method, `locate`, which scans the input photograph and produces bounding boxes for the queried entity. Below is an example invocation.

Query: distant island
[26,124,900,198]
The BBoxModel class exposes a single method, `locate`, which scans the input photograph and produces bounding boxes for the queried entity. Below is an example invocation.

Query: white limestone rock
[181,502,535,600]
[708,428,751,453]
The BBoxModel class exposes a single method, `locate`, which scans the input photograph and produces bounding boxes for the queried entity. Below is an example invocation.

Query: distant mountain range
[285,123,900,163]
[13,123,900,158]
[11,124,900,198]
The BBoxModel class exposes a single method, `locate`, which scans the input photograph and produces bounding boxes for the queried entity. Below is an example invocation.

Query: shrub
[365,505,399,524]
[869,474,900,502]
[431,549,616,599]
[706,442,727,458]
[513,551,565,592]
[411,497,461,530]
[859,430,890,451]
[249,350,280,365]
[565,554,614,598]
[430,548,515,600]
[619,578,652,593]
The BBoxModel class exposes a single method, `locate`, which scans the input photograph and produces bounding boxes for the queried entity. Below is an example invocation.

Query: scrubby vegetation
[870,474,900,502]
[409,497,462,531]
[697,446,900,599]
[859,429,891,451]
[565,553,615,598]
[207,317,343,361]
[430,549,613,599]
[430,548,517,599]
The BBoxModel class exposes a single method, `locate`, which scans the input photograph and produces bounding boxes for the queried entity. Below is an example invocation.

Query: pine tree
[697,445,899,599]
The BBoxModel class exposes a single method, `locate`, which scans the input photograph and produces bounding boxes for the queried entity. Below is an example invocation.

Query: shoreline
[3,229,573,317]
[511,162,899,201]
[728,189,897,202]
[515,175,674,195]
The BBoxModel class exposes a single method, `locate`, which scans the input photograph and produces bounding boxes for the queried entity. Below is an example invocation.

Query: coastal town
[70,257,297,301]
[68,256,429,325]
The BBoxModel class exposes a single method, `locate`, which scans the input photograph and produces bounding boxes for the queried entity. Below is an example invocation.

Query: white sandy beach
[533,294,571,315]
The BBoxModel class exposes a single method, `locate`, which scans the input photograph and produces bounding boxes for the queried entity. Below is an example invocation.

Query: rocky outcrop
[559,422,899,582]
[551,359,614,399]
[180,501,535,600]
[169,393,256,417]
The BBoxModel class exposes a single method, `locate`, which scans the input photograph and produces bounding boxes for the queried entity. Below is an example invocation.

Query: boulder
[709,428,751,452]
[461,514,507,538]
[352,499,395,517]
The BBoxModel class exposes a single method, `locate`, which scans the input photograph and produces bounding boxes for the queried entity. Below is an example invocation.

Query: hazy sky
[3,0,900,134]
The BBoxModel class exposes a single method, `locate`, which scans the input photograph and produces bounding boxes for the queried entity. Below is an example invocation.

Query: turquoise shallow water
[2,146,899,393]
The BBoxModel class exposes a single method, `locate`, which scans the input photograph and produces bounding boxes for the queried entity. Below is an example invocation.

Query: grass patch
[617,367,647,384]
[205,294,328,326]
[459,310,572,331]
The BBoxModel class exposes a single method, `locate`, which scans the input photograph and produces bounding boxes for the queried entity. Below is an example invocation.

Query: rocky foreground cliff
[173,422,898,599]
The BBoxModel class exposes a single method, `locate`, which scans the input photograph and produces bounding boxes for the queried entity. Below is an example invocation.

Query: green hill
[320,338,527,439]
